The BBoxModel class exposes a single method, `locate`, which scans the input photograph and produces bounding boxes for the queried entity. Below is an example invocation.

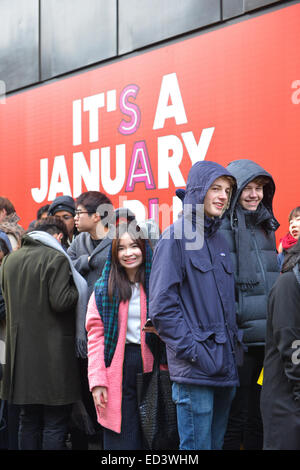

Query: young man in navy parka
[149,161,242,450]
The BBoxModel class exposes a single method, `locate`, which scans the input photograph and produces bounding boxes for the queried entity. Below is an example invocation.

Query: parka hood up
[176,160,237,215]
[226,159,279,230]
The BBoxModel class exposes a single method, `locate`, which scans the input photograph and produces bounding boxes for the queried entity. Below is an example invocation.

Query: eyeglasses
[74,210,94,216]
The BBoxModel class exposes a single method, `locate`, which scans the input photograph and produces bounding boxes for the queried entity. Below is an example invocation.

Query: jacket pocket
[189,258,213,273]
[220,257,233,275]
[193,328,229,377]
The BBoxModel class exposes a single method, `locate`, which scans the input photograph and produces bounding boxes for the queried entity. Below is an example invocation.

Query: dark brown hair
[76,191,113,228]
[251,176,270,186]
[289,206,300,222]
[108,222,146,302]
[0,197,15,215]
[34,215,69,245]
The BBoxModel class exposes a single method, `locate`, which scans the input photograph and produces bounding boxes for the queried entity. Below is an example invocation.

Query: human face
[53,210,75,239]
[117,232,143,281]
[40,211,49,220]
[204,177,232,218]
[289,215,300,240]
[0,209,7,222]
[239,181,264,211]
[52,232,63,244]
[74,204,95,234]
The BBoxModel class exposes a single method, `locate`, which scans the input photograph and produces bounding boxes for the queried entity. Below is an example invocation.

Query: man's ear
[53,232,63,243]
[93,212,101,223]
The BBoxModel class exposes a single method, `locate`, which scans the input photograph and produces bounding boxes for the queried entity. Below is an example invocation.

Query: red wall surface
[0,3,300,242]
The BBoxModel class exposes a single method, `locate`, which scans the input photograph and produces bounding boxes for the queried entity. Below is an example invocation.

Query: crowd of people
[0,158,299,451]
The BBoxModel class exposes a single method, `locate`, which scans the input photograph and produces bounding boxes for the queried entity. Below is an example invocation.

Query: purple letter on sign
[118,84,141,135]
[126,141,155,192]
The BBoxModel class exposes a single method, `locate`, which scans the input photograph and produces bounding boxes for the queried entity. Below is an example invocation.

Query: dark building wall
[0,0,292,93]
[0,0,40,91]
[40,0,117,80]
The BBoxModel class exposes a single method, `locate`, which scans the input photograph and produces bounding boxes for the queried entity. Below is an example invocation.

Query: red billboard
[0,3,300,240]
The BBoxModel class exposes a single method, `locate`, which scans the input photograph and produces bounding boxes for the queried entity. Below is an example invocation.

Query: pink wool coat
[86,285,154,434]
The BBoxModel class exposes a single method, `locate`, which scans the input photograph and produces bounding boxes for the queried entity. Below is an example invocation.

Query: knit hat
[48,196,75,217]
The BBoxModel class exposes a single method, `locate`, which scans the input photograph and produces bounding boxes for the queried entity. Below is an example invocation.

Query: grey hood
[226,159,279,230]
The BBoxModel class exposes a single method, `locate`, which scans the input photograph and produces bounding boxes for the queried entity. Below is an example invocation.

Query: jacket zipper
[251,228,266,286]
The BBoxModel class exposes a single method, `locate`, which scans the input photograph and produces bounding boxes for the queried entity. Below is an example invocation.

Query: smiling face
[239,180,264,211]
[117,232,143,281]
[204,177,232,218]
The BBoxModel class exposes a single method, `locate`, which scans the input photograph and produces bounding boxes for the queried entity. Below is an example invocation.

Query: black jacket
[261,264,300,449]
[219,159,279,346]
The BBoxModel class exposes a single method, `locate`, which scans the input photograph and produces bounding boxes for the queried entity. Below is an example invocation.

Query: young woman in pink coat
[86,221,163,450]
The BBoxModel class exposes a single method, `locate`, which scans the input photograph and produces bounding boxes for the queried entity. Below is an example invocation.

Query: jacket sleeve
[149,234,198,363]
[48,254,79,312]
[270,273,300,401]
[67,237,90,275]
[0,285,6,321]
[85,293,108,390]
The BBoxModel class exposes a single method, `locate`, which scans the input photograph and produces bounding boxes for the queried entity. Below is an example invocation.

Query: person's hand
[142,325,160,336]
[92,386,108,410]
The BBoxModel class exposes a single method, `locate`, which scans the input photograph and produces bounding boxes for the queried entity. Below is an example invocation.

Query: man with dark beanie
[48,195,77,247]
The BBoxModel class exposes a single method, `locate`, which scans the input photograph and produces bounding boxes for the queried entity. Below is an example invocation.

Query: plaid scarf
[94,240,153,367]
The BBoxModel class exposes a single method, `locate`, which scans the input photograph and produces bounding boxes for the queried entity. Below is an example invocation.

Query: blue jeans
[172,382,236,450]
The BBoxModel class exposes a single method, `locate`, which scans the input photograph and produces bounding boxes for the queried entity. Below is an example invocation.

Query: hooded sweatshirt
[219,159,280,346]
[149,161,241,386]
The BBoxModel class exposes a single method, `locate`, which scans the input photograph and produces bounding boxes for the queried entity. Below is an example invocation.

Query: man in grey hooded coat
[220,159,280,450]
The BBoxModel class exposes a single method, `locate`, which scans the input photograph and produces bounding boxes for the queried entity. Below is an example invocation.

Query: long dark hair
[108,222,147,302]
[288,206,300,222]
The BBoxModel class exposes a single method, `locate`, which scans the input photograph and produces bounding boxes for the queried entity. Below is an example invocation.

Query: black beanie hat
[48,195,75,217]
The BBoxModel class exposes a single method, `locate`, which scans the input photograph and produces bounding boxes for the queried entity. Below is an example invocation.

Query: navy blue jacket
[149,161,241,387]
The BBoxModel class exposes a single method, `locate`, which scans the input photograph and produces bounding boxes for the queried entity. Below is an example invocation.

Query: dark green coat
[0,235,81,405]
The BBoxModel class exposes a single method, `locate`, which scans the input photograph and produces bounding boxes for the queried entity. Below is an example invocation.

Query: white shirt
[126,283,141,344]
